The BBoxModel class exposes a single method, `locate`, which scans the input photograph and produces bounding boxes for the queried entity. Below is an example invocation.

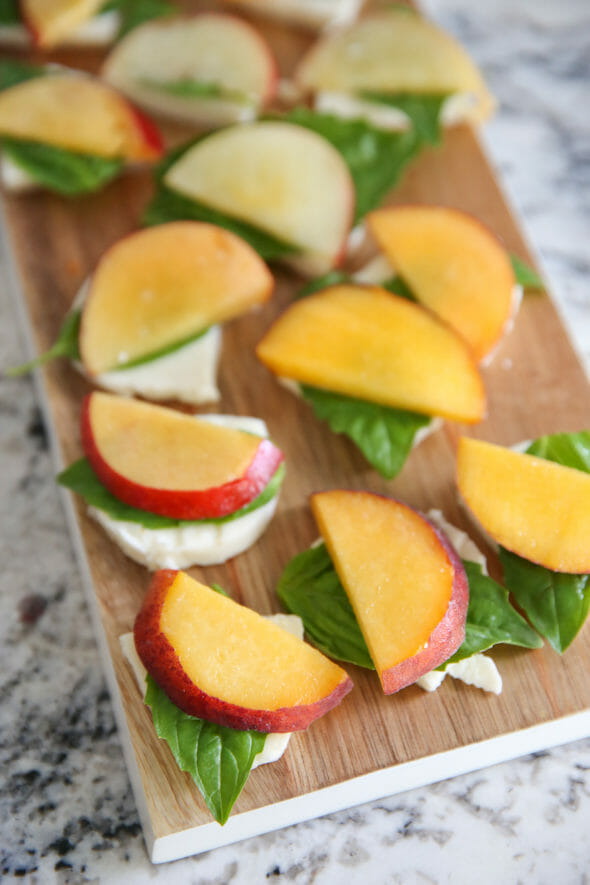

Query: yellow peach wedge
[256,284,485,423]
[310,490,469,694]
[78,222,273,376]
[457,437,590,573]
[367,206,518,362]
[22,0,105,47]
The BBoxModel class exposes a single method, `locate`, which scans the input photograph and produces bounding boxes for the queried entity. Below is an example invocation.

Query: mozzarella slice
[86,414,282,569]
[119,613,303,768]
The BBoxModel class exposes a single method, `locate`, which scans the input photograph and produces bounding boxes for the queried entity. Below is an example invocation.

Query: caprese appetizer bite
[144,119,355,277]
[58,393,286,569]
[0,0,175,48]
[293,6,495,135]
[102,12,279,128]
[121,568,352,823]
[277,490,541,696]
[0,61,163,195]
[10,221,273,405]
[256,282,485,478]
[219,0,365,30]
[457,431,590,653]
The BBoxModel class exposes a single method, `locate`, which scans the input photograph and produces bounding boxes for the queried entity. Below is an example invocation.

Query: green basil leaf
[280,108,422,221]
[497,430,590,653]
[499,548,590,654]
[297,270,352,299]
[6,308,81,377]
[57,458,285,529]
[144,675,265,825]
[525,430,590,470]
[510,254,545,291]
[277,543,374,669]
[301,384,430,479]
[101,0,175,37]
[139,77,251,105]
[109,326,209,370]
[0,59,47,90]
[0,0,18,26]
[360,91,447,145]
[440,560,542,666]
[0,137,124,195]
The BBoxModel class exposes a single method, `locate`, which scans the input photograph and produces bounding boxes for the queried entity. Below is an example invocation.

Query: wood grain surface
[2,0,590,852]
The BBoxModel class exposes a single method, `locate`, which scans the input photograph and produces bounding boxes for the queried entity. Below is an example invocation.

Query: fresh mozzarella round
[219,0,364,30]
[92,325,222,405]
[0,154,37,192]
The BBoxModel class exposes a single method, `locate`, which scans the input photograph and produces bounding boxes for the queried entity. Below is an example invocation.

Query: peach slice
[21,0,105,47]
[163,121,355,277]
[134,569,353,731]
[457,437,590,573]
[81,392,284,520]
[0,72,163,161]
[256,284,485,423]
[311,490,468,693]
[367,206,518,362]
[102,13,279,127]
[78,221,273,376]
[294,9,495,124]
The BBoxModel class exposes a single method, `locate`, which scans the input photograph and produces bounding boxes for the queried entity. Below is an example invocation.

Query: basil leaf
[0,137,124,196]
[499,548,590,654]
[297,270,352,299]
[277,543,374,669]
[361,91,447,145]
[440,560,542,666]
[140,77,251,105]
[101,0,175,37]
[510,253,545,291]
[57,458,285,529]
[0,59,47,90]
[144,179,298,260]
[525,430,590,470]
[145,675,265,825]
[6,308,81,377]
[0,0,19,26]
[280,108,422,221]
[497,430,590,653]
[301,384,430,479]
[109,326,209,371]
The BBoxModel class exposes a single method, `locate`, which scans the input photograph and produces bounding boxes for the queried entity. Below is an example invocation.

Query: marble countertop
[1,1,589,882]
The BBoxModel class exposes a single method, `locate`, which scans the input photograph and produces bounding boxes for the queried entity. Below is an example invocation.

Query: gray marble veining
[1,1,590,882]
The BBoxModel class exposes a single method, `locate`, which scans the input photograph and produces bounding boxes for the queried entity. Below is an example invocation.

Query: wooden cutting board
[2,1,590,864]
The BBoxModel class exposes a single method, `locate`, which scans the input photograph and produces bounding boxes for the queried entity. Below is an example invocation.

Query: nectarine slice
[367,206,518,362]
[102,13,278,127]
[78,222,273,375]
[81,392,284,520]
[134,569,353,731]
[22,0,105,47]
[457,437,590,573]
[295,9,494,124]
[256,284,485,423]
[163,121,355,276]
[0,72,162,160]
[311,490,468,693]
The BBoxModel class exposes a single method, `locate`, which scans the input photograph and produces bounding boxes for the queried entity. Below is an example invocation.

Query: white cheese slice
[0,155,38,192]
[0,12,119,48]
[119,612,304,769]
[353,254,523,367]
[86,414,282,569]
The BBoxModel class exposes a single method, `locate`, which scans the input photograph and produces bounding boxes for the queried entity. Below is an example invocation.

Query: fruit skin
[378,514,469,694]
[80,393,285,520]
[134,569,353,732]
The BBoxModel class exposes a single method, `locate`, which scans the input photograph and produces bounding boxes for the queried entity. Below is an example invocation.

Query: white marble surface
[1,1,590,882]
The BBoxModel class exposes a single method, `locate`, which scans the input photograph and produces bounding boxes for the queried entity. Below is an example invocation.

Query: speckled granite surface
[1,1,589,882]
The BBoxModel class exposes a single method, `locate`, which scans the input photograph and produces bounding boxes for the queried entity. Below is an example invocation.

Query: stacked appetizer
[256,282,485,477]
[293,6,495,131]
[58,392,286,568]
[102,12,279,127]
[128,568,352,822]
[12,221,273,405]
[277,490,542,695]
[0,63,163,194]
[0,0,175,47]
